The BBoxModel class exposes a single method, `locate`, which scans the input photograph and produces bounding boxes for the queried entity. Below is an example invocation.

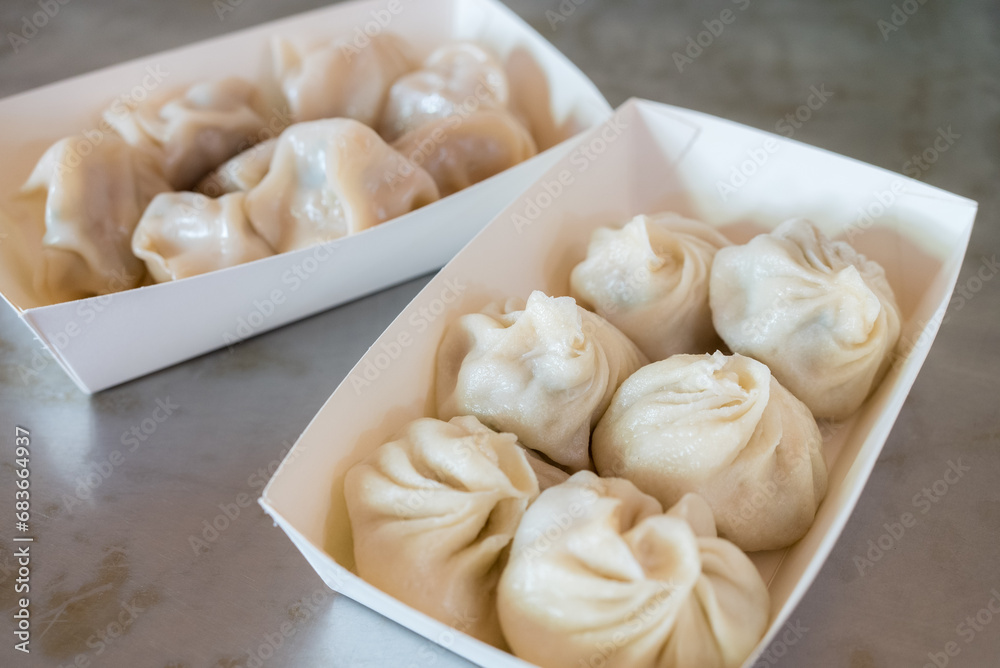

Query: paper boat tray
[0,0,611,393]
[260,97,976,667]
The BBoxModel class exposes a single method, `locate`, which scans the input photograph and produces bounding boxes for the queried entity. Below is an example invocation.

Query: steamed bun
[436,291,647,472]
[593,351,827,552]
[344,415,540,647]
[570,212,731,361]
[710,218,901,419]
[497,471,770,668]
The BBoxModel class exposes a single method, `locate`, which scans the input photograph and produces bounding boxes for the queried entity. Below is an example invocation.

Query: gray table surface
[1,1,999,666]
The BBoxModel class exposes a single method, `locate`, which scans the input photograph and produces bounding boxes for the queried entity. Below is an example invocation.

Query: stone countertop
[1,0,998,666]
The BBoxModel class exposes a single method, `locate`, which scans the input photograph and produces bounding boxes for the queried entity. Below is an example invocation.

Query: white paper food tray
[0,0,611,393]
[260,98,977,667]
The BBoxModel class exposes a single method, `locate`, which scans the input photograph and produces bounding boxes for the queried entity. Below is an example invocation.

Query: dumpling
[436,291,647,472]
[244,119,439,253]
[379,42,509,142]
[344,415,541,647]
[710,218,901,419]
[497,471,770,668]
[273,32,413,125]
[20,135,170,304]
[392,109,536,197]
[103,77,270,190]
[592,351,827,552]
[570,213,732,361]
[195,137,277,196]
[132,192,274,282]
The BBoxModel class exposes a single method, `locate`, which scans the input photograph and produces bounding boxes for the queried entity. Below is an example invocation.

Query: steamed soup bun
[436,291,647,472]
[710,218,901,419]
[592,351,827,552]
[344,415,541,647]
[570,212,731,361]
[497,471,769,668]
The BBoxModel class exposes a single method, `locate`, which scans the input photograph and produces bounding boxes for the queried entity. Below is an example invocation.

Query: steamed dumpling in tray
[436,291,647,472]
[20,135,170,304]
[592,351,828,552]
[103,77,271,190]
[497,471,770,668]
[195,137,277,196]
[392,108,537,197]
[710,218,902,419]
[132,192,274,283]
[273,32,414,126]
[570,212,731,361]
[244,118,440,253]
[378,41,510,143]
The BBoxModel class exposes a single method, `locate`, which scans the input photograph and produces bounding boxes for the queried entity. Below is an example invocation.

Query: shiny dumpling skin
[195,137,277,196]
[710,218,902,419]
[344,415,541,648]
[570,212,732,361]
[592,351,827,552]
[497,471,770,668]
[21,135,171,304]
[392,109,536,197]
[103,77,270,190]
[273,32,414,125]
[436,291,648,473]
[244,119,439,253]
[132,192,274,282]
[378,41,509,142]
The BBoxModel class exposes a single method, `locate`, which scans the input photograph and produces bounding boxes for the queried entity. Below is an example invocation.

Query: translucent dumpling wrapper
[710,218,902,419]
[195,137,277,197]
[570,212,732,361]
[497,471,770,668]
[20,135,171,304]
[392,108,537,197]
[272,32,414,125]
[593,351,827,552]
[132,192,274,283]
[378,41,509,142]
[436,291,647,472]
[103,77,271,190]
[244,118,439,253]
[344,415,542,648]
